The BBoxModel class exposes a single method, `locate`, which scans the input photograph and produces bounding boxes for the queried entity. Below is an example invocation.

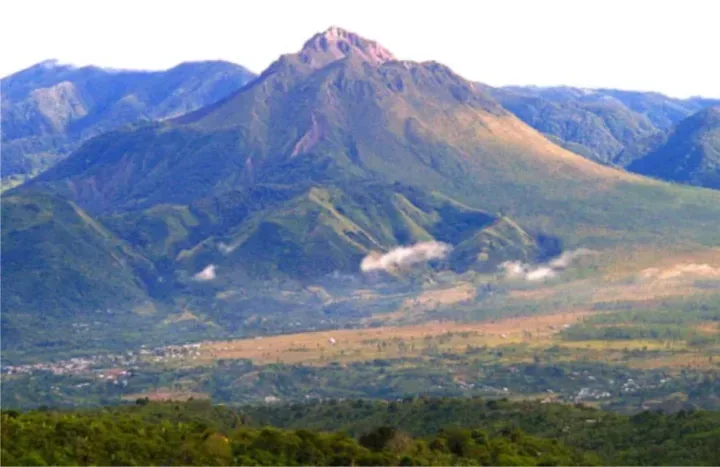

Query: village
[1,342,204,379]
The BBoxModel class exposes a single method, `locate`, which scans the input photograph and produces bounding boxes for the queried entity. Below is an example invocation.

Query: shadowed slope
[629,107,720,189]
[490,85,720,166]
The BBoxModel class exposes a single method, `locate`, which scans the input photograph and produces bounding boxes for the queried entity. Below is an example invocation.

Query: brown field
[695,322,720,334]
[494,251,720,313]
[584,257,720,303]
[600,247,720,279]
[508,287,561,301]
[626,353,720,371]
[401,283,476,310]
[190,311,591,366]
[556,340,673,351]
[368,283,477,324]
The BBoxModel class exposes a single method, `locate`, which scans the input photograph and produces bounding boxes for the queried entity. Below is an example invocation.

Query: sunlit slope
[28,28,720,251]
[103,183,540,280]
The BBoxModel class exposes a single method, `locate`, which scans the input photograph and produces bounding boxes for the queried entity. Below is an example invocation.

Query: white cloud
[217,242,235,255]
[500,249,595,281]
[192,264,217,282]
[361,241,452,273]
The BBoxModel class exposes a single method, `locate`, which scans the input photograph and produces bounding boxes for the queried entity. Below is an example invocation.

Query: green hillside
[0,191,167,356]
[1,191,154,315]
[1,182,544,359]
[629,107,720,189]
[489,87,659,164]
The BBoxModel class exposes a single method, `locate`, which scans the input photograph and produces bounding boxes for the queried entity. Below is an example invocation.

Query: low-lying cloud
[193,264,217,282]
[548,248,595,269]
[361,241,452,273]
[501,262,556,281]
[500,249,595,281]
[218,242,235,255]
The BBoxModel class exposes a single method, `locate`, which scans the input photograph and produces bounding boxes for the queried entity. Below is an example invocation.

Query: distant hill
[489,85,720,166]
[1,60,256,188]
[628,106,720,189]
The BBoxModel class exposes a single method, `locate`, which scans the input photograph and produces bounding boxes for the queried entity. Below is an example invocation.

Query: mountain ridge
[1,60,256,188]
[488,85,720,167]
[628,106,720,188]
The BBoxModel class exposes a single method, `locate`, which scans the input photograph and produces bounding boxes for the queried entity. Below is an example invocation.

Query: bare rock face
[31,81,89,133]
[298,26,397,68]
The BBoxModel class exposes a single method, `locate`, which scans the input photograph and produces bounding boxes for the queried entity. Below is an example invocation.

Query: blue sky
[3,0,718,98]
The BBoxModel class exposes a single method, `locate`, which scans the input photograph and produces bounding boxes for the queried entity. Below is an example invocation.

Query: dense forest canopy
[2,398,720,466]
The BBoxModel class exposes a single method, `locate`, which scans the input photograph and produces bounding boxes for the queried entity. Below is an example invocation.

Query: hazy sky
[3,0,718,98]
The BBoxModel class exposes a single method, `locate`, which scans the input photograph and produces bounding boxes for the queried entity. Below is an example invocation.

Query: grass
[155,283,720,378]
[180,311,590,366]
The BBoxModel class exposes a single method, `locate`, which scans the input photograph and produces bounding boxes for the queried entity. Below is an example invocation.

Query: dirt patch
[601,248,720,279]
[509,287,559,300]
[695,322,720,334]
[163,310,199,324]
[397,283,476,313]
[367,283,476,324]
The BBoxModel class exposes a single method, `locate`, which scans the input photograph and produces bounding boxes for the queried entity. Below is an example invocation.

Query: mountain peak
[697,105,720,122]
[298,26,396,68]
[675,105,720,132]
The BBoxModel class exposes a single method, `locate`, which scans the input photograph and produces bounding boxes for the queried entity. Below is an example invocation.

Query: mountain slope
[490,86,720,165]
[1,191,155,312]
[0,190,166,357]
[28,31,624,210]
[167,183,540,280]
[628,107,720,189]
[1,182,543,360]
[1,60,256,187]
[487,87,659,164]
[28,28,720,247]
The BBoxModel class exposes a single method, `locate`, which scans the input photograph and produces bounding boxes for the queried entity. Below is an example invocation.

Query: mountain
[5,27,720,359]
[27,28,720,241]
[1,60,256,189]
[628,107,720,189]
[489,85,720,165]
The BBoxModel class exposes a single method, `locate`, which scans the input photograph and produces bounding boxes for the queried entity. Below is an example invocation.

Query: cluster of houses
[2,342,206,377]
